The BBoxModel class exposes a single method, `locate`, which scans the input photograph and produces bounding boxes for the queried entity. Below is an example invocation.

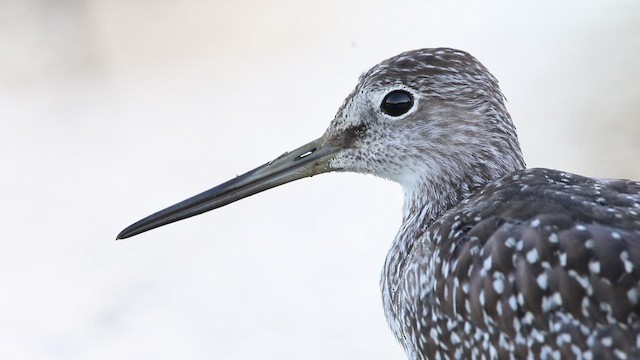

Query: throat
[401,172,480,228]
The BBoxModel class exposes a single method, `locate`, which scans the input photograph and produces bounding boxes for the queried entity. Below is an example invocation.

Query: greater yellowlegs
[118,48,640,359]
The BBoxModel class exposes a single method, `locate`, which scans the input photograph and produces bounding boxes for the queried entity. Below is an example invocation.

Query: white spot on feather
[482,256,492,274]
[621,251,634,273]
[493,278,505,294]
[536,273,548,290]
[526,248,539,263]
[628,288,639,304]
[559,253,567,267]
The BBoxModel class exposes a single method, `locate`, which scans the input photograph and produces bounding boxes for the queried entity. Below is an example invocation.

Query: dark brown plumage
[402,168,640,359]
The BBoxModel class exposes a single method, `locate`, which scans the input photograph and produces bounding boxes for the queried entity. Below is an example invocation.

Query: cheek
[329,143,408,181]
[329,150,369,172]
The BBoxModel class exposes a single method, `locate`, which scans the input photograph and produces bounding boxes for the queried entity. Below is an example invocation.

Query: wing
[408,168,640,358]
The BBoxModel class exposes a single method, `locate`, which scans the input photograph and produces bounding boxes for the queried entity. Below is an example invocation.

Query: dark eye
[381,90,414,117]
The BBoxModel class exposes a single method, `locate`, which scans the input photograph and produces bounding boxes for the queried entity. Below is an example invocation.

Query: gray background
[2,1,639,359]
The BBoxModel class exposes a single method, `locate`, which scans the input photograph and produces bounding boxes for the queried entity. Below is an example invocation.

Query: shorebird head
[118,47,525,239]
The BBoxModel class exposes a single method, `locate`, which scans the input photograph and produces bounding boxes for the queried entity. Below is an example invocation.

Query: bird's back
[398,168,640,359]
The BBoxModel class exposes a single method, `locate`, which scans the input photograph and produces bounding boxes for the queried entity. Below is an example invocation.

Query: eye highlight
[381,90,414,117]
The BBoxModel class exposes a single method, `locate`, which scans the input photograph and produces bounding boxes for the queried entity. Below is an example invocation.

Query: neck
[379,152,525,341]
[380,175,471,341]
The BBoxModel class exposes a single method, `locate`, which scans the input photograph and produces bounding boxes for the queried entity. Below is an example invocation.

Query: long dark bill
[117,137,338,239]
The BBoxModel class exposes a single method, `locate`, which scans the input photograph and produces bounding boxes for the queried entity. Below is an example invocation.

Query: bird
[118,47,640,359]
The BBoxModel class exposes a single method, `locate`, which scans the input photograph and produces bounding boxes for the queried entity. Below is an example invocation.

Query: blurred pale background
[1,1,639,359]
